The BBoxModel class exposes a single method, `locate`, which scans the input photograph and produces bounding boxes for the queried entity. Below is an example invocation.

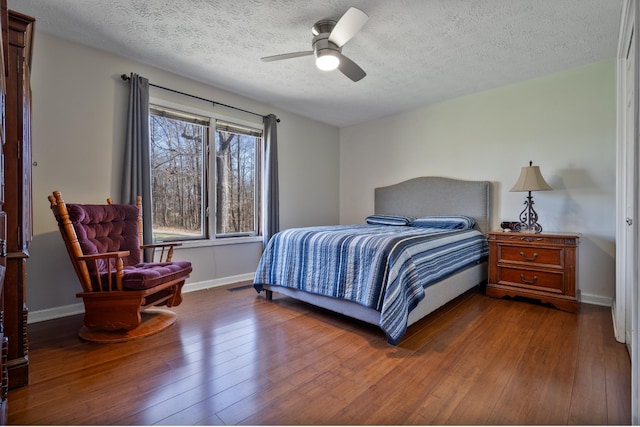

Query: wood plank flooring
[8,282,631,425]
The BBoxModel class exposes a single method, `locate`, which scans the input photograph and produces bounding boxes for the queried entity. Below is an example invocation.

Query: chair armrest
[140,242,182,262]
[79,251,131,261]
[78,251,130,292]
[141,242,182,249]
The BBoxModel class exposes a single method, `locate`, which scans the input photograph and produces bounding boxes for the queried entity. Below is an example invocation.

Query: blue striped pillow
[410,215,476,230]
[365,214,414,226]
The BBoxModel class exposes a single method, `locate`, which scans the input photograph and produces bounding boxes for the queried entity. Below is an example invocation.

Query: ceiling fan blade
[328,7,368,47]
[338,54,366,82]
[261,51,313,62]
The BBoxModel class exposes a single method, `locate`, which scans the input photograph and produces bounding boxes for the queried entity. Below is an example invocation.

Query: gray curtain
[263,114,280,245]
[121,73,153,259]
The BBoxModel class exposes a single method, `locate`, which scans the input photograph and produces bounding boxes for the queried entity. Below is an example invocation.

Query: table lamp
[510,161,552,233]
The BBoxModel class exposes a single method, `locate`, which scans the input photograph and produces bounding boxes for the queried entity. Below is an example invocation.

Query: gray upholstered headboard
[374,177,492,234]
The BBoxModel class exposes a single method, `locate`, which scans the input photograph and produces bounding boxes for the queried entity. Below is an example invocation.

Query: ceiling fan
[261,7,369,82]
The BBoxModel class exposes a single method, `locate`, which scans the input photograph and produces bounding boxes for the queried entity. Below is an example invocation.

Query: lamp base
[516,192,543,234]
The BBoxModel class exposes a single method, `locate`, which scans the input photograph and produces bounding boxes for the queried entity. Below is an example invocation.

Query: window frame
[213,119,263,239]
[149,103,210,242]
[149,96,263,247]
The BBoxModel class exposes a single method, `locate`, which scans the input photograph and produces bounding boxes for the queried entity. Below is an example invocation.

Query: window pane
[215,125,260,236]
[150,107,207,241]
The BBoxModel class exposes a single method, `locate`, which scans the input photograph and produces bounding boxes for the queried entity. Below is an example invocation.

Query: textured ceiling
[8,0,623,128]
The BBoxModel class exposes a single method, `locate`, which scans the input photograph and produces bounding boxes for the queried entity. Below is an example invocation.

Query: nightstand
[486,231,580,313]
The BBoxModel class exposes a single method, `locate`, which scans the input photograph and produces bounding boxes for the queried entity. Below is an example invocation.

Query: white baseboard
[611,300,628,344]
[28,302,85,324]
[27,273,256,324]
[181,273,255,293]
[580,292,613,307]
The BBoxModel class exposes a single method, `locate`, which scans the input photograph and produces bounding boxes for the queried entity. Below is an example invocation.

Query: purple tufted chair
[49,191,192,342]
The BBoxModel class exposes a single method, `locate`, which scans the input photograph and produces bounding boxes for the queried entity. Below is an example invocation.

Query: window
[149,103,262,242]
[215,121,261,237]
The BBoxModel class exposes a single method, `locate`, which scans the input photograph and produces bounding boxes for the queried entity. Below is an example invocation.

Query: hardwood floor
[8,282,630,425]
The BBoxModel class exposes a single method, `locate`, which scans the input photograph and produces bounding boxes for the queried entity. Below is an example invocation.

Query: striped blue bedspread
[253,224,488,344]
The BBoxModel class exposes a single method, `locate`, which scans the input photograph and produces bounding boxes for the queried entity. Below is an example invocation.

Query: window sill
[162,235,263,250]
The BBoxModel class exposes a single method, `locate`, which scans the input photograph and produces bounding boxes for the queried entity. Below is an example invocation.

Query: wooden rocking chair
[48,191,192,342]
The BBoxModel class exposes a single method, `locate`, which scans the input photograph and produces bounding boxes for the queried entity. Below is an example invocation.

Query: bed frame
[260,176,492,339]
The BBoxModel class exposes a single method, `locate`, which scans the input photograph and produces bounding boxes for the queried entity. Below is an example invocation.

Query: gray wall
[28,31,340,316]
[340,60,616,305]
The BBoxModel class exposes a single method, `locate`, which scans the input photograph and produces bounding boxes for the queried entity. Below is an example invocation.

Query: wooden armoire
[3,9,33,393]
[0,0,8,423]
[0,4,33,419]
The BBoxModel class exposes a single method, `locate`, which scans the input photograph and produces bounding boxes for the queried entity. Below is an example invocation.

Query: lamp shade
[510,163,552,192]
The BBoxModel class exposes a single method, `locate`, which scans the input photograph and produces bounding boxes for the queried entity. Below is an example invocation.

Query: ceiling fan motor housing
[312,19,341,59]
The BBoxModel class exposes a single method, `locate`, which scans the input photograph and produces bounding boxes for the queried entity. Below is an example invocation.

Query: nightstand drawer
[488,233,577,246]
[497,267,563,293]
[498,245,563,268]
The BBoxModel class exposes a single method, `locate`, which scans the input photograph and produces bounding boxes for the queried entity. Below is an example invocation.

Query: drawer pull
[520,273,538,284]
[519,236,544,242]
[519,251,538,262]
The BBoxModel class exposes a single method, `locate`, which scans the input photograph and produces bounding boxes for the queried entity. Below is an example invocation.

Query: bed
[253,176,492,345]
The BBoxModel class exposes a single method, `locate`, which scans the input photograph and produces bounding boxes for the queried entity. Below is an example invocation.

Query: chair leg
[141,282,185,308]
[79,292,145,331]
[165,282,184,307]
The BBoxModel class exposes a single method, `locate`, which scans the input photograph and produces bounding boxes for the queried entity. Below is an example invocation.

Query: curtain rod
[120,74,280,123]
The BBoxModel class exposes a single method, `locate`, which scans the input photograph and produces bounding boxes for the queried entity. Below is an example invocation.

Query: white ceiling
[8,0,623,128]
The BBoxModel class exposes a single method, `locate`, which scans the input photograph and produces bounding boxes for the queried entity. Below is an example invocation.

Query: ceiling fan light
[316,50,340,71]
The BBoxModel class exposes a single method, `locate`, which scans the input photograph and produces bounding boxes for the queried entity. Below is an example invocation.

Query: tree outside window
[149,105,261,241]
